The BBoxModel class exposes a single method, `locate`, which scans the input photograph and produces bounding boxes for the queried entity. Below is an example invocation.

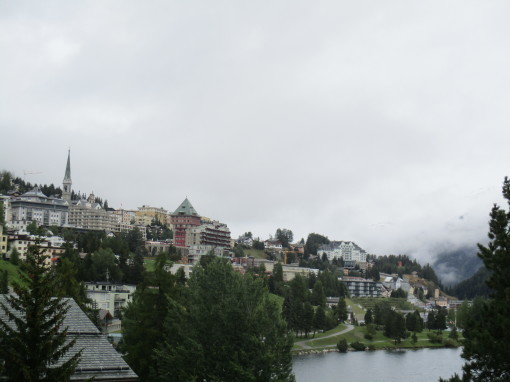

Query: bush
[336,339,348,353]
[449,327,459,340]
[350,341,366,351]
[427,332,443,344]
[443,338,457,348]
[364,333,373,340]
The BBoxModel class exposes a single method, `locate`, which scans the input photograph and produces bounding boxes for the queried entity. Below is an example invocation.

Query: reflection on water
[293,348,463,382]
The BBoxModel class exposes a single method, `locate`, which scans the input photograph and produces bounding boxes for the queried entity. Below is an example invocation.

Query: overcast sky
[2,1,510,263]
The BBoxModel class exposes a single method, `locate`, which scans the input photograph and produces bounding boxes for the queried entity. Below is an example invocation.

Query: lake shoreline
[293,343,461,356]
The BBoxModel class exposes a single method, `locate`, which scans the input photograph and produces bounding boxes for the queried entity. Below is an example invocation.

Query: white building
[317,241,367,262]
[6,233,65,264]
[264,240,283,251]
[84,282,137,319]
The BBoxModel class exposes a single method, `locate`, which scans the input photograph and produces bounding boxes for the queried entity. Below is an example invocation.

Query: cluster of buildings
[0,151,232,264]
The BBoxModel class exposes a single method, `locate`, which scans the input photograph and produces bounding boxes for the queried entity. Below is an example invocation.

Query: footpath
[294,324,354,350]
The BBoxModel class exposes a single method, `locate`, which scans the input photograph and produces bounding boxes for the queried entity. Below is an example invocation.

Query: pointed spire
[62,149,72,203]
[64,149,71,180]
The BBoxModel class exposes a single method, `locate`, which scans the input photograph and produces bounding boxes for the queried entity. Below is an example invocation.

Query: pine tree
[335,297,348,322]
[460,178,510,381]
[0,240,81,381]
[122,250,179,381]
[0,270,8,294]
[156,258,295,382]
[442,177,510,381]
[364,308,373,325]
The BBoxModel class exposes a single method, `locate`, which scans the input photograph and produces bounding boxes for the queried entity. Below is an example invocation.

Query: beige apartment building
[135,205,170,226]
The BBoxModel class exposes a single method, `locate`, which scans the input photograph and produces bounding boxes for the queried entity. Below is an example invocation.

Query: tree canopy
[155,258,295,381]
[0,240,81,381]
[442,177,510,381]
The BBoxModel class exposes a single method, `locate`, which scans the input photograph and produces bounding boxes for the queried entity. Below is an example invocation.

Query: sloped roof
[173,197,198,216]
[22,186,48,199]
[0,296,138,381]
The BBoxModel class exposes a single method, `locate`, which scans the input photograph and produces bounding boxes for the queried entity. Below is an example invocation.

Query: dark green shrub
[427,332,443,344]
[336,338,348,353]
[350,341,366,351]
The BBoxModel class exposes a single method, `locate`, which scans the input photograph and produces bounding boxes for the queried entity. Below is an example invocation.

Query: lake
[293,347,464,382]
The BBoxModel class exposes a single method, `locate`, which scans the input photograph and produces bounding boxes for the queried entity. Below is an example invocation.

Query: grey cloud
[2,1,510,266]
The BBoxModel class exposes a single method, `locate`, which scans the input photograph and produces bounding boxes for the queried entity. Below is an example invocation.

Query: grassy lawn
[0,260,26,287]
[298,325,462,350]
[293,324,347,350]
[144,257,156,272]
[244,249,266,259]
[346,298,366,321]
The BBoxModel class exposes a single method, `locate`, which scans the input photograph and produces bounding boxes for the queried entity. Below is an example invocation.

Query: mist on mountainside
[432,245,482,286]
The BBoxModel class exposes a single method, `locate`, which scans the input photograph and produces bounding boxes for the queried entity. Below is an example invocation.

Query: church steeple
[62,149,72,203]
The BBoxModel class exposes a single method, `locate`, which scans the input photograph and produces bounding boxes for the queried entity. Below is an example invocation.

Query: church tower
[62,149,72,204]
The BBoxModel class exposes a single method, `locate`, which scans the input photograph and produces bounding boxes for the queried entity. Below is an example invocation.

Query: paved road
[295,324,354,349]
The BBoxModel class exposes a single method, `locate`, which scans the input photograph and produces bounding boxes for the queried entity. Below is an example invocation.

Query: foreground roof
[0,296,138,381]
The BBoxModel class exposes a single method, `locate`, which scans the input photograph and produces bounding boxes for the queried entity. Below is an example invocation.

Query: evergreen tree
[310,280,326,307]
[275,228,293,248]
[446,177,510,381]
[302,302,314,338]
[364,308,374,325]
[156,258,295,381]
[374,300,392,326]
[0,240,81,381]
[435,307,447,332]
[427,310,437,331]
[9,248,19,266]
[122,250,179,381]
[53,258,89,309]
[313,305,327,335]
[304,233,330,258]
[335,297,348,322]
[384,310,407,344]
[0,270,8,294]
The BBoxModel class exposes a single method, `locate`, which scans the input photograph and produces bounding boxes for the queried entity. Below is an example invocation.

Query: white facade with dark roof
[318,240,367,262]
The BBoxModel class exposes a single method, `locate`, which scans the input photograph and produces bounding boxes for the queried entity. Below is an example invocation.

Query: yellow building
[136,205,170,226]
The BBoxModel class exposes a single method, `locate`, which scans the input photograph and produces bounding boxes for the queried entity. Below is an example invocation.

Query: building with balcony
[341,276,382,297]
[84,282,136,319]
[186,220,231,248]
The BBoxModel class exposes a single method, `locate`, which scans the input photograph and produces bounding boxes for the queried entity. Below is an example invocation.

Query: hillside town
[0,152,458,312]
[0,152,502,382]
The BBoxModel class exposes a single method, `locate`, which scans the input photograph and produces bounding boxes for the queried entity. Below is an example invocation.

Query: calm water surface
[293,348,463,382]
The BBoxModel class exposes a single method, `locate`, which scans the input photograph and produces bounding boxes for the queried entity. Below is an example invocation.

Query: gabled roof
[0,296,138,381]
[173,197,198,216]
